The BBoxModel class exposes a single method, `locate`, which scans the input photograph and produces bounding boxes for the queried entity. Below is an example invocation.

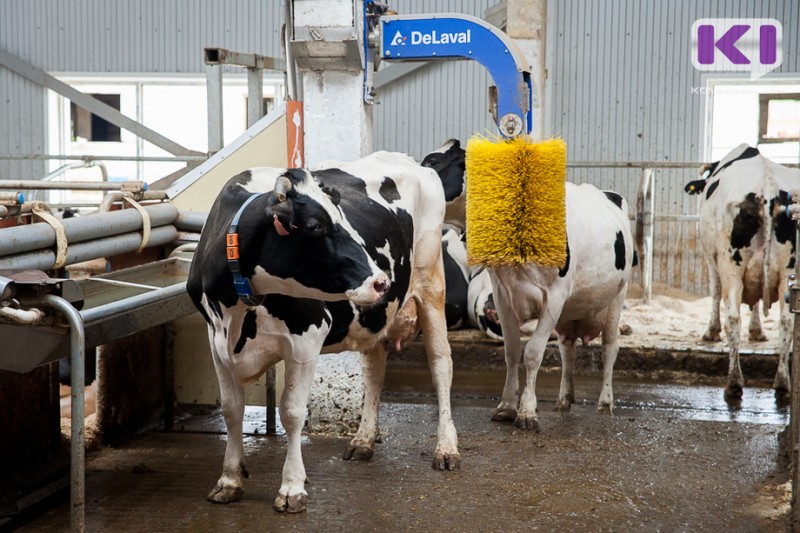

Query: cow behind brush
[187,151,460,513]
[685,144,799,401]
[424,139,636,430]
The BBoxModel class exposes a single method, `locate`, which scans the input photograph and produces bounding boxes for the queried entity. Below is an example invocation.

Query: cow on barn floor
[684,144,798,401]
[187,151,460,513]
[424,140,636,430]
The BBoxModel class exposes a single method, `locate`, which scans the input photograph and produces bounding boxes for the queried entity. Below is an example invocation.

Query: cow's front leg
[417,282,461,470]
[344,345,387,461]
[274,355,318,513]
[491,282,522,422]
[207,343,248,504]
[555,338,576,412]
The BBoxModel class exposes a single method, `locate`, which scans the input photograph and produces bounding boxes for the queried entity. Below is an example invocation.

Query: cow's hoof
[724,384,743,400]
[491,408,517,422]
[749,332,767,342]
[207,483,243,504]
[554,399,572,412]
[774,386,791,405]
[701,332,721,342]
[514,415,540,431]
[343,444,374,461]
[596,402,613,415]
[432,450,461,471]
[274,493,307,513]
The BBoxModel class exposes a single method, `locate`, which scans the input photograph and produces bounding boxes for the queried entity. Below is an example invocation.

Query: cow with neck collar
[187,151,460,513]
[424,139,636,430]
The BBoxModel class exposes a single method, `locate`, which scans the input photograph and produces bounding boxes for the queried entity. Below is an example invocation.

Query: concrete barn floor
[12,363,791,533]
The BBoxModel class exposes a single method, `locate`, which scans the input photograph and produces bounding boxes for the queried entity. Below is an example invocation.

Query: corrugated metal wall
[547,0,800,294]
[0,0,283,180]
[1,0,282,73]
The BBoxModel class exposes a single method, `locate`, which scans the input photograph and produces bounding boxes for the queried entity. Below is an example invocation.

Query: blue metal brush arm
[378,12,532,138]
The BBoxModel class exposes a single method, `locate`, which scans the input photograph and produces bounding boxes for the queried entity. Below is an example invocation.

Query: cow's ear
[269,176,296,236]
[268,202,295,236]
[684,179,706,195]
[321,185,341,206]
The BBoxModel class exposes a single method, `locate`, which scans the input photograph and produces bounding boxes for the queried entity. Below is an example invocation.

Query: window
[759,93,800,143]
[70,94,122,142]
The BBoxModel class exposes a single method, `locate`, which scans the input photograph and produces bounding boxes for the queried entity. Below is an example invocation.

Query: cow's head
[247,169,391,306]
[421,139,466,229]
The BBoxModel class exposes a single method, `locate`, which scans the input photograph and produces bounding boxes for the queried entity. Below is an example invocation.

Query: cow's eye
[304,219,326,237]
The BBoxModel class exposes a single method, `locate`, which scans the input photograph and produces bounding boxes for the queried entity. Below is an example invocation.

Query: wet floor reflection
[384,366,790,426]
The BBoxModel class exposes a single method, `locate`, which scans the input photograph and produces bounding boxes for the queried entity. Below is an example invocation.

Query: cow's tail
[761,177,777,317]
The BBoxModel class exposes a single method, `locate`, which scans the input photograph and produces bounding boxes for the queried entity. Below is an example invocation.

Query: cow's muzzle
[373,277,390,296]
[348,274,391,306]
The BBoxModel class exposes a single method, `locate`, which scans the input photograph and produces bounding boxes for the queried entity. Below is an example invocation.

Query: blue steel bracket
[375,12,532,138]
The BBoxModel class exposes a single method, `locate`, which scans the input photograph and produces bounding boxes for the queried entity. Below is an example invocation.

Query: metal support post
[206,63,224,153]
[267,367,277,435]
[247,68,264,128]
[637,167,655,304]
[787,189,800,531]
[41,295,85,533]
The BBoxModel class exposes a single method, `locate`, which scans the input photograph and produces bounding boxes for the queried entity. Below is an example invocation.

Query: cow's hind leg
[344,345,387,461]
[207,336,249,504]
[723,285,745,400]
[491,281,522,422]
[597,291,624,414]
[274,355,319,513]
[416,268,460,470]
[555,339,576,412]
[517,300,563,431]
[774,297,792,402]
[703,264,722,342]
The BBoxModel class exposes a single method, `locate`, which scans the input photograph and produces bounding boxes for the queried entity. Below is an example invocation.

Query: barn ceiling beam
[0,48,204,158]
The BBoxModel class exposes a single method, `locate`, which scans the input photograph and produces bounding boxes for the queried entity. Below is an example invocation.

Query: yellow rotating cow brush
[465,135,567,268]
[371,10,567,266]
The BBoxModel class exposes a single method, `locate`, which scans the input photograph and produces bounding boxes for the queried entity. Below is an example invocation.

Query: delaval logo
[691,18,782,80]
[390,31,407,46]
[389,29,472,47]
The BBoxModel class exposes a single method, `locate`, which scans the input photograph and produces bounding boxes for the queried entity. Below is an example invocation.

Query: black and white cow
[187,151,460,513]
[421,139,467,231]
[423,142,505,341]
[685,144,798,401]
[467,266,504,340]
[442,226,470,330]
[426,140,636,430]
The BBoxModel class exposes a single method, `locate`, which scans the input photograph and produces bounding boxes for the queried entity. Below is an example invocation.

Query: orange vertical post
[286,100,305,169]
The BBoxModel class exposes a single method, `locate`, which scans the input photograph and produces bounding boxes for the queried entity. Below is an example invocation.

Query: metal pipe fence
[0,154,207,162]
